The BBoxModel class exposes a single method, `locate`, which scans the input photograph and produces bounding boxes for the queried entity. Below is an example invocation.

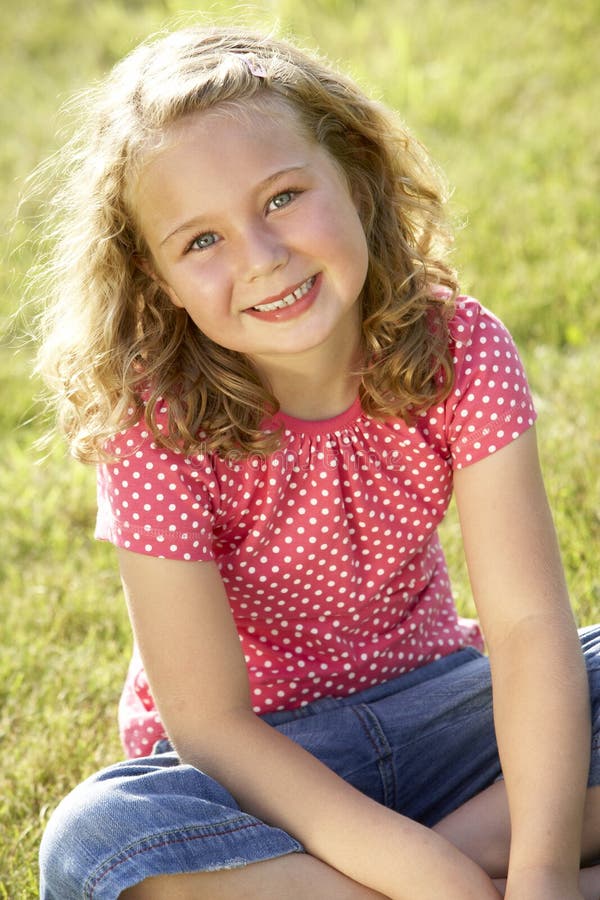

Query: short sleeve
[95,410,219,561]
[444,297,537,469]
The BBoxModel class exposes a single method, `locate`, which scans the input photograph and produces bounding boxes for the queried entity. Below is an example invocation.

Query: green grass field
[1,0,598,894]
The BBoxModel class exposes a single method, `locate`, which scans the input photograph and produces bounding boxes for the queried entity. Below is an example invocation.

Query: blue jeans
[40,626,600,899]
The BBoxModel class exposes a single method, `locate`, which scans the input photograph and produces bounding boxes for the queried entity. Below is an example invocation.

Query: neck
[252,336,363,421]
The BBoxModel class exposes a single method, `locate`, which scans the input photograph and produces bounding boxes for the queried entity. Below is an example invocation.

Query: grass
[1,0,598,894]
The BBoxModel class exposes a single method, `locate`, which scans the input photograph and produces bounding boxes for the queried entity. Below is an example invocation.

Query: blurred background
[0,0,598,893]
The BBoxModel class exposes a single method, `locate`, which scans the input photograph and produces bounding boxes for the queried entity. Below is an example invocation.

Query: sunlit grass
[1,0,598,893]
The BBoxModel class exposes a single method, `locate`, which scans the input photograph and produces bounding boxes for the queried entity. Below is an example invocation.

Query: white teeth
[253,276,315,312]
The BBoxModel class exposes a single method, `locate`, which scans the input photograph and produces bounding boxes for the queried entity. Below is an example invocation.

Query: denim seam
[350,704,396,808]
[85,819,297,898]
[348,704,382,758]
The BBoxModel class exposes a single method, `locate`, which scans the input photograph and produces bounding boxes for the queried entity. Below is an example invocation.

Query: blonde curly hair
[34,25,458,462]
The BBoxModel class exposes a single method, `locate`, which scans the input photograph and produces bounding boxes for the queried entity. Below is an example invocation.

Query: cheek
[169,275,239,345]
[336,211,369,284]
[167,266,228,314]
[311,206,366,265]
[162,282,186,309]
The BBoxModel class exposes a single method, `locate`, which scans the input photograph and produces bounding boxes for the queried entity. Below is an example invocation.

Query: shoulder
[449,295,510,347]
[99,401,219,496]
[96,399,221,560]
[427,295,538,468]
[101,397,209,467]
[447,295,529,391]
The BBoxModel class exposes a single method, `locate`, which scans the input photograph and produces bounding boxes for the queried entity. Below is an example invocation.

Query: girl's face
[135,99,369,375]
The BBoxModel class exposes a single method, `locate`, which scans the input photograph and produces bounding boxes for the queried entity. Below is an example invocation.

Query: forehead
[138,96,315,179]
[133,97,343,240]
[127,97,307,225]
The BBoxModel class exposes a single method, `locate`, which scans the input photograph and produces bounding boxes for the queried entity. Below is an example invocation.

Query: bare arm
[454,426,590,899]
[117,548,501,900]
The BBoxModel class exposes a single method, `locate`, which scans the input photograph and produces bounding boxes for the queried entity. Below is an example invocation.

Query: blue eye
[189,232,219,252]
[268,190,297,212]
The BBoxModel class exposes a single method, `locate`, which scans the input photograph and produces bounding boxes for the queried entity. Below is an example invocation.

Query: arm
[453,426,590,899]
[117,548,501,900]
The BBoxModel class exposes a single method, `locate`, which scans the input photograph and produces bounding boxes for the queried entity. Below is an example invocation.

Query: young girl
[36,25,600,900]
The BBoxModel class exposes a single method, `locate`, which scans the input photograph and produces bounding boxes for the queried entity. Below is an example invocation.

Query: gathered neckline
[275,395,364,436]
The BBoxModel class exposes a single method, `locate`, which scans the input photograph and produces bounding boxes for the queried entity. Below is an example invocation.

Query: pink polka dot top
[96,297,537,758]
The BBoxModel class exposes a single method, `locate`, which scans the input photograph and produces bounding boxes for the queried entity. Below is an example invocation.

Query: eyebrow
[160,164,309,246]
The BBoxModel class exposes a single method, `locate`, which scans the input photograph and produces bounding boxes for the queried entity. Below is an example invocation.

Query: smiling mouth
[252,276,316,312]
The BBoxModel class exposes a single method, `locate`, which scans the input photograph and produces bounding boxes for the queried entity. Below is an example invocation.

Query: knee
[39,758,162,899]
[38,753,244,899]
[40,774,108,899]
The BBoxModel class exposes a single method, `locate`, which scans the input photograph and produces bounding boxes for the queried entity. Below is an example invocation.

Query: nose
[238,219,289,281]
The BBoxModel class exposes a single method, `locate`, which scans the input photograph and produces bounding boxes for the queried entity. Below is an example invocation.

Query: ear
[133,253,185,309]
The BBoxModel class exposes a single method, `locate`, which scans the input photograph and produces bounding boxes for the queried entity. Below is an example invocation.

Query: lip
[244,273,321,323]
